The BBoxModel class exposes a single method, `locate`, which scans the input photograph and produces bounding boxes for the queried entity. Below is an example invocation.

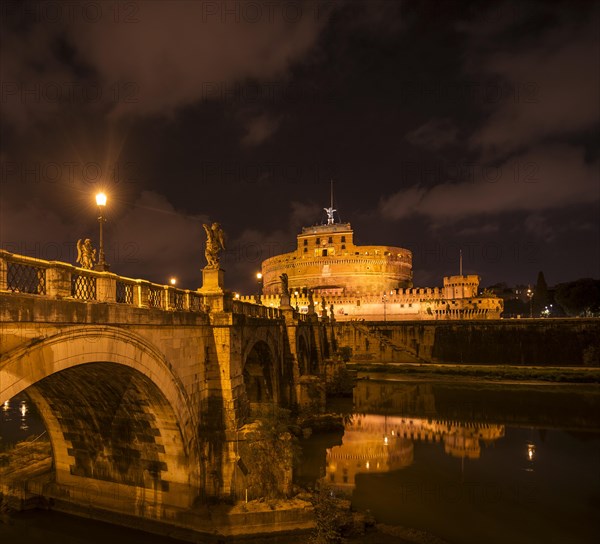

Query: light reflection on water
[0,394,45,450]
[317,378,600,544]
[1,381,600,544]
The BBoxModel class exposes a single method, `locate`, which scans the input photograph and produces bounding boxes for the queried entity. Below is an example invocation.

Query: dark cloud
[1,0,335,127]
[240,113,282,146]
[406,118,459,150]
[462,4,599,158]
[524,213,555,242]
[380,145,598,221]
[1,0,598,289]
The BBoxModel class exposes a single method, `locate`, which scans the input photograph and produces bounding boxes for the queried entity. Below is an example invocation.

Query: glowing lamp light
[527,443,535,461]
[170,278,177,286]
[256,272,263,280]
[94,192,109,271]
[96,192,107,207]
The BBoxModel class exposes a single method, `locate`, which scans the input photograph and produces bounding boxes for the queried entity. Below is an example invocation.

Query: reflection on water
[0,393,46,451]
[2,381,600,544]
[317,378,600,544]
[326,414,505,491]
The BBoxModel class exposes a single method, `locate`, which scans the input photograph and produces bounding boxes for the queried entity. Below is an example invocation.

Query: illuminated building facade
[261,222,413,296]
[249,204,503,320]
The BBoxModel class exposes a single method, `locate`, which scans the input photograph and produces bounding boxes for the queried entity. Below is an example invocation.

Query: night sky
[1,0,598,293]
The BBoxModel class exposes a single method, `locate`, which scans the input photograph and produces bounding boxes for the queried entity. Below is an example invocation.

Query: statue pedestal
[279,293,293,310]
[199,267,225,294]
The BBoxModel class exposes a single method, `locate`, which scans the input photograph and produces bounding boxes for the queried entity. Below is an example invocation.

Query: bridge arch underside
[297,334,309,376]
[243,341,277,411]
[19,362,198,515]
[296,329,320,376]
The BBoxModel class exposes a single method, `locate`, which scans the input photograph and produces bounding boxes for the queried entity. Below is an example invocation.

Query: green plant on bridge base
[241,406,300,500]
[309,484,353,544]
[338,346,353,362]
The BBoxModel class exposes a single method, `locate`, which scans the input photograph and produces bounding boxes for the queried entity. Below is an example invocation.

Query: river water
[2,377,599,543]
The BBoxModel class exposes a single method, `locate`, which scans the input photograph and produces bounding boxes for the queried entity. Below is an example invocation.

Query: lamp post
[255,272,263,304]
[294,290,299,311]
[526,286,533,318]
[95,192,109,271]
[382,294,387,322]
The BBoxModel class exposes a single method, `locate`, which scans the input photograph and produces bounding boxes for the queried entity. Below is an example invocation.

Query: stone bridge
[0,250,334,532]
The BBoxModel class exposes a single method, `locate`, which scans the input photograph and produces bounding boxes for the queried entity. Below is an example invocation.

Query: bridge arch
[0,326,200,509]
[243,340,277,406]
[297,334,309,376]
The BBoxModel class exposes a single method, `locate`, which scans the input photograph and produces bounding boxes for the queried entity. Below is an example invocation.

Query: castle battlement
[255,205,503,320]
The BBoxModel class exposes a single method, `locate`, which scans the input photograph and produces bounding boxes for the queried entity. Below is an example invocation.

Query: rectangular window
[341,244,346,250]
[303,239,307,246]
[328,236,333,243]
[341,236,346,242]
[316,238,320,244]
[322,249,328,256]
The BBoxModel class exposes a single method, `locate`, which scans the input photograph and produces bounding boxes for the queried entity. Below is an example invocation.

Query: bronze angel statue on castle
[203,222,225,269]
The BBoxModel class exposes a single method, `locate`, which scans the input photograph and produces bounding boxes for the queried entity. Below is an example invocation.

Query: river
[1,377,599,543]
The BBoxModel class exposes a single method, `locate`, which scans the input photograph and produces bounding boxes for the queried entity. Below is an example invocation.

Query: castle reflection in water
[325,379,505,491]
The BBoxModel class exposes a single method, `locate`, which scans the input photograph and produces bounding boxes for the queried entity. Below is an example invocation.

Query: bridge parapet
[231,299,283,319]
[0,249,207,313]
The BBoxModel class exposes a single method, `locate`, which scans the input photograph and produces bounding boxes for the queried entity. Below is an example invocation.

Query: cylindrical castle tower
[261,221,413,295]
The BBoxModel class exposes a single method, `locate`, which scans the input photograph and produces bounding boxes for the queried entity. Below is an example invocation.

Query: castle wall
[335,319,600,366]
[241,288,504,321]
[257,221,503,320]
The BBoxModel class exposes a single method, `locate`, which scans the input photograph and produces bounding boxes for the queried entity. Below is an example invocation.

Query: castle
[241,202,503,320]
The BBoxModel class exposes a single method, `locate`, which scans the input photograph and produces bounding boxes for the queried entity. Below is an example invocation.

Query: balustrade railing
[71,273,97,301]
[0,250,209,314]
[232,299,283,319]
[147,285,164,309]
[189,292,203,312]
[116,280,134,304]
[6,259,47,295]
[1,250,297,320]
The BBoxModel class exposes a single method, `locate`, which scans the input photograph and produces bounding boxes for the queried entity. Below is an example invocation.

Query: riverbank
[347,362,600,383]
[335,319,600,366]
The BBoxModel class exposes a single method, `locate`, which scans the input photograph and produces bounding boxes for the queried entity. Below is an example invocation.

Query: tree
[309,485,352,544]
[554,278,600,317]
[240,407,298,500]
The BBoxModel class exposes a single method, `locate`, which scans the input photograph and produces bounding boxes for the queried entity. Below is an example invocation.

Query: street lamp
[255,272,263,304]
[526,287,533,318]
[170,278,177,286]
[95,192,109,271]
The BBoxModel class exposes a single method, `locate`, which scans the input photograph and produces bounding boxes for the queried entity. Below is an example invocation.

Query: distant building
[262,222,413,295]
[248,202,503,320]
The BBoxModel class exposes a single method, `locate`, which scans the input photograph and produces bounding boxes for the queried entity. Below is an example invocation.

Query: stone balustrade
[0,249,207,313]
